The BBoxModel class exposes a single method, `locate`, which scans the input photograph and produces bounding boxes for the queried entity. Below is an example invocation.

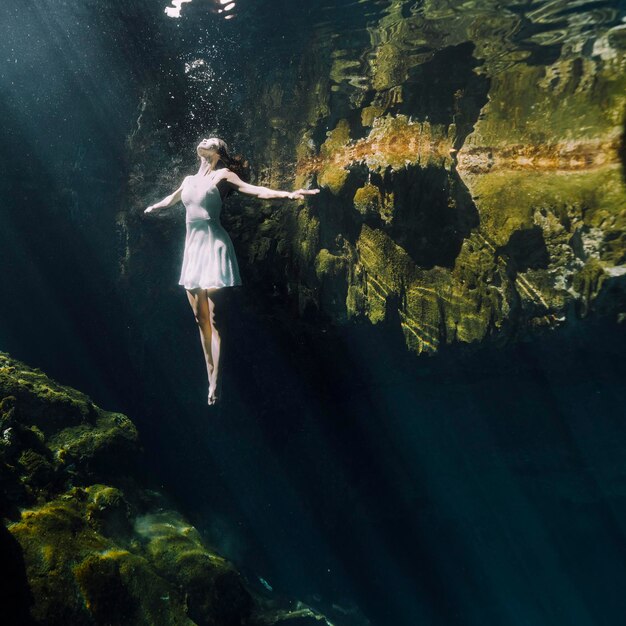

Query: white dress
[178,170,242,290]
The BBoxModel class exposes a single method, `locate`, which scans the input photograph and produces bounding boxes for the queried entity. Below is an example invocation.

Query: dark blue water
[1,1,626,625]
[174,314,626,626]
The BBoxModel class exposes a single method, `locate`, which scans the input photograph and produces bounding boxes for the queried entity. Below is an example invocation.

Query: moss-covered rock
[111,0,626,363]
[0,353,335,625]
[86,484,133,537]
[226,1,626,355]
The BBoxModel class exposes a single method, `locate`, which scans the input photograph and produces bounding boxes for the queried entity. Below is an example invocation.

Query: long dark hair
[213,138,250,198]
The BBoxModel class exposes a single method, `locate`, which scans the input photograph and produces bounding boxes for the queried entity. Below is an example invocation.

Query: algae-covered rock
[0,351,139,511]
[10,490,191,625]
[228,1,626,355]
[136,510,254,626]
[0,355,98,434]
[254,604,335,625]
[317,120,352,194]
[86,484,133,537]
[1,352,335,625]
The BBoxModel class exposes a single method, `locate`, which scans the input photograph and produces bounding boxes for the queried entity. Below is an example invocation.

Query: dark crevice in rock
[496,225,551,277]
[0,523,35,626]
[345,104,372,142]
[392,42,490,132]
[385,164,479,269]
[317,165,371,251]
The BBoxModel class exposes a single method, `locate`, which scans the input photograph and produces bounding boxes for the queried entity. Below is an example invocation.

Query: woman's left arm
[223,170,320,200]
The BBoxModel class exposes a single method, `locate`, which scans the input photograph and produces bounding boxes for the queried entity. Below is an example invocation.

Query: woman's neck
[198,157,225,176]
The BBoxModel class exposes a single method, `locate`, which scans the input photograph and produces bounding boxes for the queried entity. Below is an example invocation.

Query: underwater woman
[144,137,319,406]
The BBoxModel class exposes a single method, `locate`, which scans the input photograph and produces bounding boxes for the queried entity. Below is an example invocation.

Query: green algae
[467,166,626,249]
[294,206,321,272]
[361,105,385,127]
[314,249,349,280]
[86,484,132,537]
[1,352,334,625]
[353,183,381,217]
[572,257,610,315]
[318,120,352,194]
[136,510,253,626]
[73,552,139,623]
[465,58,626,146]
[0,353,96,434]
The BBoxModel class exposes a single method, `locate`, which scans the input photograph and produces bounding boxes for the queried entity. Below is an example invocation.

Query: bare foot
[208,378,222,406]
[206,363,217,405]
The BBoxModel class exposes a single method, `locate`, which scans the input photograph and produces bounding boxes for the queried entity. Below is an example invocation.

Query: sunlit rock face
[217,0,626,354]
[117,0,626,356]
[0,352,332,625]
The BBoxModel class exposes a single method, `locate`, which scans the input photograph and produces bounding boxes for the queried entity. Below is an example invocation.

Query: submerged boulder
[0,352,334,626]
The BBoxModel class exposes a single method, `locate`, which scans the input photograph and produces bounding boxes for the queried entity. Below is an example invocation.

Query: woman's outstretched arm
[145,179,186,213]
[223,170,319,200]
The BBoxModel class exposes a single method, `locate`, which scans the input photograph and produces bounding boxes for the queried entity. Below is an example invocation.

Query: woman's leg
[206,289,222,404]
[186,289,215,396]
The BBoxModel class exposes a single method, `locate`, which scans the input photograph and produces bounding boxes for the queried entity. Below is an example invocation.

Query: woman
[145,137,319,406]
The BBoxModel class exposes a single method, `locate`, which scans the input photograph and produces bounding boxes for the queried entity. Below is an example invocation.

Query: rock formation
[242,2,626,354]
[0,352,334,626]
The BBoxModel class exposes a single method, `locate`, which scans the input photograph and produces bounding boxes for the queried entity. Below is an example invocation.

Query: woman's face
[197,137,220,158]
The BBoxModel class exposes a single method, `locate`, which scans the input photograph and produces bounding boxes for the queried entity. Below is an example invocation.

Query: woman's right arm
[145,178,187,213]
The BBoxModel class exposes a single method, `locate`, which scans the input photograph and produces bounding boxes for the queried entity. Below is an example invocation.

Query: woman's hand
[144,205,157,213]
[287,188,321,200]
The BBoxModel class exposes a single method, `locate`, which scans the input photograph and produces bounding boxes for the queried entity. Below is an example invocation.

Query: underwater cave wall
[2,0,625,399]
[195,0,626,354]
[110,1,626,427]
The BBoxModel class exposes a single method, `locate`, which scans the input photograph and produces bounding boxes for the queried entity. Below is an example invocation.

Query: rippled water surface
[175,1,626,72]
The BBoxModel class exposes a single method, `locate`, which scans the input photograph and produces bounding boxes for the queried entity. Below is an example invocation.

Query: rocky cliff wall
[119,1,626,357]
[234,1,626,353]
